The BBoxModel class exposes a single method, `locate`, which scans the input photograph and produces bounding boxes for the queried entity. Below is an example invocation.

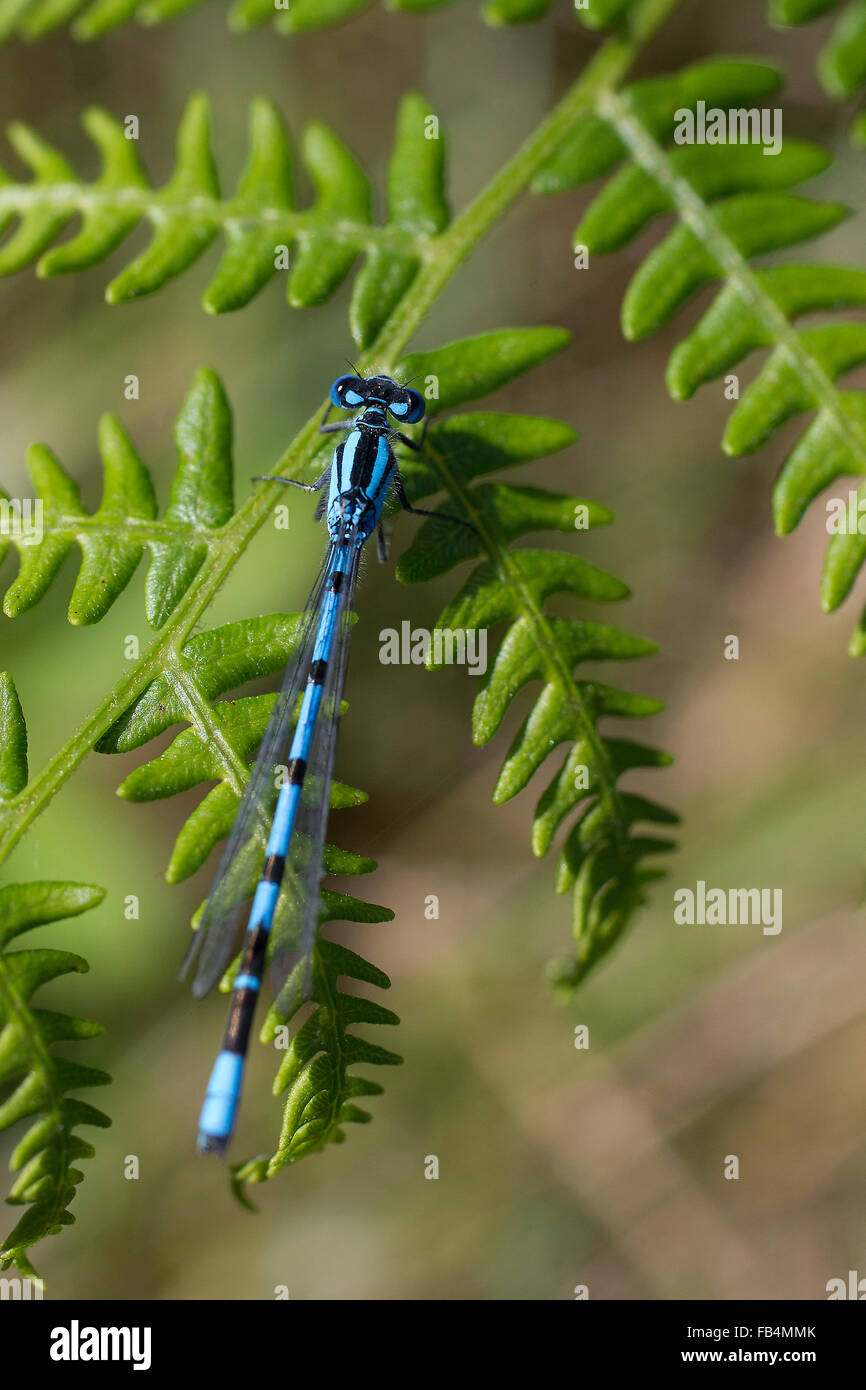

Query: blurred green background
[2,0,866,1300]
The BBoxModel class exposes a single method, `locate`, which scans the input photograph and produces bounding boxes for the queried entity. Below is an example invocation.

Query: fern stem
[44,515,217,544]
[0,185,418,253]
[597,87,866,470]
[0,0,677,868]
[164,658,249,797]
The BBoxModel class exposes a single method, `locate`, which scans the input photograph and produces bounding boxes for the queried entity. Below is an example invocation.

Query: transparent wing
[268,545,362,1017]
[181,544,336,999]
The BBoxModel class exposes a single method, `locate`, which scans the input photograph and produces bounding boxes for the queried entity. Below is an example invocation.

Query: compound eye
[389,387,425,424]
[330,375,366,409]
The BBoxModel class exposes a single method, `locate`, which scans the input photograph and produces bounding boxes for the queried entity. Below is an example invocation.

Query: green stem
[0,185,417,254]
[42,514,217,544]
[0,0,678,867]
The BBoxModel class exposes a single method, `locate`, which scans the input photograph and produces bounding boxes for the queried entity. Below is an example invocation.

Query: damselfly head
[329,373,425,424]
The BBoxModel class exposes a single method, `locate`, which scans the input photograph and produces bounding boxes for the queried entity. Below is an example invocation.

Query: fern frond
[393,328,677,990]
[2,367,232,629]
[535,57,866,651]
[0,92,448,336]
[0,863,110,1281]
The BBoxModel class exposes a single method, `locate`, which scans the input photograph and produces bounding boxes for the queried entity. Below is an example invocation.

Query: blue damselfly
[183,371,469,1154]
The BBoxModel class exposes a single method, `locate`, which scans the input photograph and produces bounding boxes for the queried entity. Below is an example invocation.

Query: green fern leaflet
[0,87,496,347]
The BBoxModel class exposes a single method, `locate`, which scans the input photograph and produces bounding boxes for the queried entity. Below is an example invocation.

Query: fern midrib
[0,0,677,868]
[41,514,217,544]
[0,184,420,253]
[598,88,866,470]
[164,657,249,798]
[422,435,630,849]
[0,954,71,1244]
[312,949,347,1151]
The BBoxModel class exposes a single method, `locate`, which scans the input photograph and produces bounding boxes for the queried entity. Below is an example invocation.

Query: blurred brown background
[1,0,866,1299]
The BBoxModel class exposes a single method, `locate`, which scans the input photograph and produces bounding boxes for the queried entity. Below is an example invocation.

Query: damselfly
[183,371,469,1154]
